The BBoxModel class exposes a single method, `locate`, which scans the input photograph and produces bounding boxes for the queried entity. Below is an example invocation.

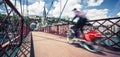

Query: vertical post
[57,25,59,35]
[20,18,24,46]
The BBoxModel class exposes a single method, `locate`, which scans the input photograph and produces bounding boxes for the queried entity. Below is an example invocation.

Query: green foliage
[47,17,58,23]
[0,13,6,20]
[24,16,30,24]
[47,17,69,24]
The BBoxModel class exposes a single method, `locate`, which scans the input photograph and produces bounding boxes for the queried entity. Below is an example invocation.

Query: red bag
[83,30,101,42]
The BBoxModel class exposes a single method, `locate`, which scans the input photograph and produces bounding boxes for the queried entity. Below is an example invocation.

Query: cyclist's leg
[72,25,79,38]
[77,17,87,38]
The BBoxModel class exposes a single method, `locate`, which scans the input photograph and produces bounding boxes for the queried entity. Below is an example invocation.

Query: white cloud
[28,1,45,16]
[10,0,24,14]
[8,0,109,20]
[87,0,104,6]
[1,0,20,15]
[28,0,43,3]
[9,0,45,16]
[10,0,20,9]
[49,0,108,20]
[86,9,108,20]
[49,0,82,18]
[0,9,3,12]
[117,12,120,16]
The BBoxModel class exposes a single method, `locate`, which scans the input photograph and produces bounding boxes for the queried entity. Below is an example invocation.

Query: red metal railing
[39,24,69,37]
[0,0,30,57]
[88,17,120,51]
[38,17,120,51]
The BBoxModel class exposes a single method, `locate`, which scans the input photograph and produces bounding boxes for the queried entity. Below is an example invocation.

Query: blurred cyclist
[71,8,87,39]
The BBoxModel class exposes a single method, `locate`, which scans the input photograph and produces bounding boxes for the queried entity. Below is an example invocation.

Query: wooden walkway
[31,32,119,57]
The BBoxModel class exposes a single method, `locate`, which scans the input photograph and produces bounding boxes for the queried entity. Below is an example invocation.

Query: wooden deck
[31,32,119,57]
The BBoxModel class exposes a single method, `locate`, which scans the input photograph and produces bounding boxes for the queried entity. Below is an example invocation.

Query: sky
[0,0,120,20]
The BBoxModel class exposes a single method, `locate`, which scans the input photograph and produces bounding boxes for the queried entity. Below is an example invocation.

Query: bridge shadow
[30,33,35,57]
[15,32,33,57]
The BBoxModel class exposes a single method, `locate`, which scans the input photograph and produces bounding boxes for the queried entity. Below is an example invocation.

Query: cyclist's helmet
[72,8,77,11]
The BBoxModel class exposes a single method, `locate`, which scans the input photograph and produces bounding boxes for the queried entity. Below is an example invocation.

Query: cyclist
[71,8,87,39]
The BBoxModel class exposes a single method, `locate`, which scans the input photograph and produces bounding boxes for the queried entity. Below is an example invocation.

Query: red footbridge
[0,0,120,57]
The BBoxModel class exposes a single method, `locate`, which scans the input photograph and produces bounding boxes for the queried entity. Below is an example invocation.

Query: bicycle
[66,23,102,52]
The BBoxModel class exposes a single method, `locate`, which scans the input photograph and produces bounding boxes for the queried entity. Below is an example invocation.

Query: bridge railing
[38,17,120,51]
[39,24,69,37]
[0,0,30,57]
[88,17,120,50]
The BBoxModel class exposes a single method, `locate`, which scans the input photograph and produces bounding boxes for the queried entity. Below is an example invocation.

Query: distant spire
[43,4,47,26]
[43,4,46,19]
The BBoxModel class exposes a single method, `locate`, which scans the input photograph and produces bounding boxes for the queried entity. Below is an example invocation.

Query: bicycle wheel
[83,43,98,52]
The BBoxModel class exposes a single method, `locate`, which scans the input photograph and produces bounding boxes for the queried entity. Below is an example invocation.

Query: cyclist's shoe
[67,40,74,44]
[72,38,80,42]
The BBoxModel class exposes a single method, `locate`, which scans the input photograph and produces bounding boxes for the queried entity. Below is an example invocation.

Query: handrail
[4,0,24,45]
[38,17,120,51]
[0,0,30,56]
[88,17,120,22]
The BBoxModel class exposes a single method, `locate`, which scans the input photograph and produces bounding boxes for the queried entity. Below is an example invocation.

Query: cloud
[87,0,104,6]
[9,0,45,16]
[117,12,120,16]
[7,0,110,20]
[10,0,45,16]
[49,0,82,18]
[28,1,45,16]
[10,0,20,9]
[28,0,43,3]
[10,0,24,15]
[0,0,20,15]
[49,0,108,20]
[0,9,3,12]
[86,9,108,20]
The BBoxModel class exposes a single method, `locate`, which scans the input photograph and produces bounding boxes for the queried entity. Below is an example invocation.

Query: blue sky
[0,0,120,20]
